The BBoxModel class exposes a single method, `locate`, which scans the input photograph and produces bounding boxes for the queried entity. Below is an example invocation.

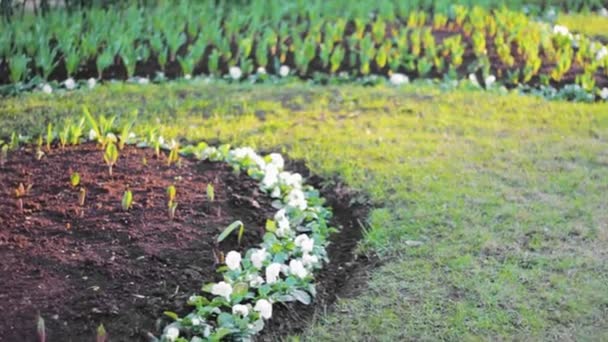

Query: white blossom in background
[301,253,319,268]
[265,263,282,284]
[190,316,201,326]
[87,78,96,89]
[294,234,314,253]
[599,8,608,17]
[211,281,233,300]
[279,171,302,188]
[42,83,52,94]
[553,25,570,36]
[468,73,479,87]
[232,304,249,317]
[184,74,192,80]
[274,209,291,237]
[89,129,98,141]
[600,88,608,99]
[106,133,117,143]
[257,66,267,75]
[268,153,284,170]
[389,73,409,86]
[229,66,242,80]
[165,327,180,341]
[289,259,308,278]
[596,46,608,61]
[225,251,241,271]
[250,248,268,269]
[286,188,307,210]
[64,78,76,90]
[248,275,265,287]
[254,299,272,319]
[262,165,279,189]
[279,65,290,77]
[270,187,281,198]
[485,75,496,88]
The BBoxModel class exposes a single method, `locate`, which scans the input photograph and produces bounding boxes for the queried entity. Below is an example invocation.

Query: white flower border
[152,143,335,342]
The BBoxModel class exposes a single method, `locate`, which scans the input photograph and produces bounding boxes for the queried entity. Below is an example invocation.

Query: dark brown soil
[0,143,370,341]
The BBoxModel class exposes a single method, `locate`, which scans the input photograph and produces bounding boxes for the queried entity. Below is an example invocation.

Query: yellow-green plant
[122,189,133,211]
[103,142,119,176]
[70,172,80,188]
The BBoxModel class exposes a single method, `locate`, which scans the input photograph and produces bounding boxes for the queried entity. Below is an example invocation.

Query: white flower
[279,65,290,77]
[88,129,98,141]
[553,25,570,36]
[137,77,149,85]
[87,78,96,89]
[64,78,76,90]
[42,83,52,94]
[468,73,479,87]
[232,304,249,316]
[271,187,281,198]
[250,248,268,269]
[301,253,319,268]
[274,209,291,237]
[211,281,233,300]
[596,46,608,61]
[184,74,192,80]
[229,66,242,80]
[249,275,265,287]
[600,88,608,99]
[268,153,284,169]
[257,66,267,74]
[289,259,308,278]
[389,73,409,86]
[165,326,180,341]
[265,263,282,284]
[295,234,314,253]
[287,188,307,210]
[225,251,241,271]
[485,75,496,88]
[254,299,273,319]
[106,132,117,143]
[279,172,302,188]
[600,8,608,17]
[262,165,279,189]
[191,317,201,326]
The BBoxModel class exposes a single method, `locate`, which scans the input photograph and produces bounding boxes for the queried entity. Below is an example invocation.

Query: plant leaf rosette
[158,144,333,342]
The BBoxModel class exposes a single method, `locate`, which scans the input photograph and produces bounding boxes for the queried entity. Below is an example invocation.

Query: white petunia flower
[295,234,314,253]
[138,77,149,85]
[389,73,409,86]
[229,66,242,80]
[265,263,282,284]
[184,74,192,80]
[289,259,308,278]
[596,46,608,61]
[87,78,96,89]
[485,75,496,88]
[287,188,307,210]
[271,187,281,198]
[279,65,290,77]
[250,248,268,269]
[232,304,249,317]
[553,25,570,36]
[42,83,53,94]
[254,299,273,319]
[279,172,303,188]
[165,326,180,341]
[301,253,319,268]
[262,165,279,189]
[191,317,201,326]
[211,281,233,300]
[600,88,608,99]
[89,129,98,141]
[468,73,479,87]
[249,275,265,287]
[64,78,76,90]
[600,8,608,17]
[274,209,291,237]
[225,251,242,271]
[268,153,284,169]
[257,66,267,74]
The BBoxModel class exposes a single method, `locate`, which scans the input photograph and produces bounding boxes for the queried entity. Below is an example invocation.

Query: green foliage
[218,220,245,245]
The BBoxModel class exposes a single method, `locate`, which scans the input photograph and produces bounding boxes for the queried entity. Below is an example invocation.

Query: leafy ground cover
[556,12,608,42]
[1,81,607,340]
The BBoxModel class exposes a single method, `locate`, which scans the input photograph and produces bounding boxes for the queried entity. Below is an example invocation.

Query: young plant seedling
[35,135,45,160]
[167,142,180,166]
[46,123,53,151]
[78,187,87,207]
[96,323,107,342]
[142,156,148,167]
[218,220,245,246]
[0,144,8,166]
[14,182,30,213]
[70,172,81,188]
[37,314,46,342]
[118,122,131,150]
[166,185,177,220]
[206,183,215,202]
[103,142,119,176]
[122,188,133,211]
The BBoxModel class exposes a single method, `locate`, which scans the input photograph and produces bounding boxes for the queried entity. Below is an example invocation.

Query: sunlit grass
[1,81,607,340]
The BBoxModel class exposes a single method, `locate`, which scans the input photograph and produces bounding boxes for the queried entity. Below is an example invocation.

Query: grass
[556,12,608,39]
[1,81,608,340]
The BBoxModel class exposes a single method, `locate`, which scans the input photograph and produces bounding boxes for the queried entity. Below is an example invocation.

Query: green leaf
[163,311,179,320]
[218,220,244,243]
[291,289,312,305]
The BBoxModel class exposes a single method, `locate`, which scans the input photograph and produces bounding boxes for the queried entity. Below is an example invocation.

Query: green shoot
[36,135,45,160]
[142,156,148,166]
[37,314,46,342]
[46,123,53,151]
[168,201,178,220]
[84,106,102,147]
[69,118,85,146]
[96,323,107,342]
[218,220,245,245]
[0,145,8,166]
[103,142,119,176]
[70,172,81,188]
[9,132,18,150]
[59,123,70,149]
[122,189,133,211]
[118,122,131,150]
[79,187,87,206]
[206,183,215,202]
[167,185,177,220]
[153,137,161,158]
[167,142,180,166]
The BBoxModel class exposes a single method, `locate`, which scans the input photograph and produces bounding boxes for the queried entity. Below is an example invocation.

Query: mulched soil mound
[0,143,370,341]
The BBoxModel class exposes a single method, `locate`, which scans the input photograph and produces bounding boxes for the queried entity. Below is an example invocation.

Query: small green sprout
[167,142,180,166]
[206,183,215,202]
[103,142,119,176]
[69,118,85,146]
[166,185,176,203]
[0,144,8,166]
[37,314,46,342]
[36,136,45,160]
[46,123,53,151]
[96,323,107,342]
[78,187,87,206]
[167,185,177,220]
[168,201,178,220]
[59,123,70,149]
[118,123,131,150]
[142,156,148,166]
[9,132,18,150]
[70,172,80,188]
[218,220,245,245]
[122,188,133,211]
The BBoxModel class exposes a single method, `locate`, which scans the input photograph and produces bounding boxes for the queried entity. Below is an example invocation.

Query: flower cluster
[159,143,333,341]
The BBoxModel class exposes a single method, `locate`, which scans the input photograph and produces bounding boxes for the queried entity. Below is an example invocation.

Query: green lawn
[2,81,608,341]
